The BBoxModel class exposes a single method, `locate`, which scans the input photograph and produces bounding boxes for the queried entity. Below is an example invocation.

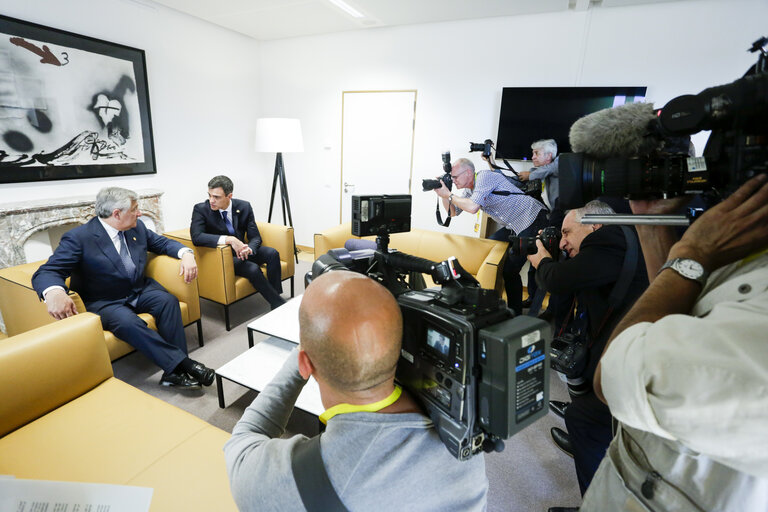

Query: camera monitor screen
[426,327,451,358]
[495,86,647,160]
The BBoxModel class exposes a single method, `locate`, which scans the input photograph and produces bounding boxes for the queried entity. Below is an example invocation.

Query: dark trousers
[94,286,188,374]
[564,392,614,495]
[234,246,284,308]
[490,209,548,315]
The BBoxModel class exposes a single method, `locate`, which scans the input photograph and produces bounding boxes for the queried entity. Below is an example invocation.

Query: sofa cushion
[0,314,112,437]
[0,377,236,511]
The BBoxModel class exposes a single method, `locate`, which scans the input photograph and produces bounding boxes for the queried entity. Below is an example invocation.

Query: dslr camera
[308,195,552,461]
[559,36,768,211]
[469,139,494,158]
[509,226,562,261]
[422,151,453,192]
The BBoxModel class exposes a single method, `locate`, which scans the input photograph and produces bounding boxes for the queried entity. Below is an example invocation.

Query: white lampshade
[254,118,304,153]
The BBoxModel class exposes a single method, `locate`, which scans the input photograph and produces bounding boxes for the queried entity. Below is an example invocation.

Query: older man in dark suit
[190,175,286,310]
[32,187,215,390]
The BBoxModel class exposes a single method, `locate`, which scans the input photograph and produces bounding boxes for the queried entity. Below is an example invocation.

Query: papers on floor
[0,477,152,512]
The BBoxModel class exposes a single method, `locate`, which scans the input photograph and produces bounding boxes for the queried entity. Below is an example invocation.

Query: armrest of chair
[0,313,112,437]
[475,240,508,294]
[314,222,357,260]
[256,222,295,279]
[0,261,86,337]
[145,254,201,322]
[163,228,235,304]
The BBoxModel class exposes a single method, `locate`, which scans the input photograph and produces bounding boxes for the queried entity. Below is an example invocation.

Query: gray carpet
[112,258,581,511]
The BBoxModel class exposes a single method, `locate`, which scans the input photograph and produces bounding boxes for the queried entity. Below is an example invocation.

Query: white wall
[0,0,262,233]
[258,0,768,244]
[2,0,766,248]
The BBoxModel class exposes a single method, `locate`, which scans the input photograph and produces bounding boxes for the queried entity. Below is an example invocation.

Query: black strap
[435,196,451,227]
[291,436,348,512]
[590,226,640,343]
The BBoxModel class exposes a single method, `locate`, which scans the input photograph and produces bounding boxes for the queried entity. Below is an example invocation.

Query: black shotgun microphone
[568,102,661,158]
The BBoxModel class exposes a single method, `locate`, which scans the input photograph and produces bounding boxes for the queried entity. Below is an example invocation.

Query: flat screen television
[495,86,648,160]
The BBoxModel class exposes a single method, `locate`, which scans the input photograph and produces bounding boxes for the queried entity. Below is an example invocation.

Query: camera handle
[581,213,691,226]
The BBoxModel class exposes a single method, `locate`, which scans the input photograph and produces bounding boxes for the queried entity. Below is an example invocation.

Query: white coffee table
[215,295,323,417]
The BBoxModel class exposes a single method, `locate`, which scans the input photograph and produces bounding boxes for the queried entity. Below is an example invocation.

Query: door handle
[343,182,355,193]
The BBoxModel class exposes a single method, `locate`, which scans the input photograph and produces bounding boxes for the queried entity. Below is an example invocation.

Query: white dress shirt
[601,251,768,478]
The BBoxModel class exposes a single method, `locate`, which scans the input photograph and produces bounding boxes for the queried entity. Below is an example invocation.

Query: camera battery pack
[477,316,551,439]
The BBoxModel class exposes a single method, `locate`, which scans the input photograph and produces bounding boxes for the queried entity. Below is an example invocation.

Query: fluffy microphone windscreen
[569,102,660,158]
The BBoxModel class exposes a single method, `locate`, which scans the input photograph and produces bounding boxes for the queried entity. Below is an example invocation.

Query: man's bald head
[299,272,403,392]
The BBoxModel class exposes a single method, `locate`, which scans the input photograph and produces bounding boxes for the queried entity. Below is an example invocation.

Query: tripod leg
[277,156,299,263]
[267,154,281,223]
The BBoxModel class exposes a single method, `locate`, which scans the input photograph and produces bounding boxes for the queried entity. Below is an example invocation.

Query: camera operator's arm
[594,174,768,403]
[629,197,691,278]
[524,159,558,182]
[435,182,480,215]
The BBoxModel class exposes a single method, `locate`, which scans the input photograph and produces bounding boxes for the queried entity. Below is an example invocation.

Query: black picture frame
[0,15,156,184]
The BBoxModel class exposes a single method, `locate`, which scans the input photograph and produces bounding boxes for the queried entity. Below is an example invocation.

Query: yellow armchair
[164,222,295,330]
[0,254,203,361]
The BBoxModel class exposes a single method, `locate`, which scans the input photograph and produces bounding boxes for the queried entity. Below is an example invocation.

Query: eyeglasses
[450,172,464,180]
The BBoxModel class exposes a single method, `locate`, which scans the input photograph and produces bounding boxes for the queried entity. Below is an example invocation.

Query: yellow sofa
[165,223,295,330]
[314,222,508,293]
[0,313,236,511]
[0,254,203,361]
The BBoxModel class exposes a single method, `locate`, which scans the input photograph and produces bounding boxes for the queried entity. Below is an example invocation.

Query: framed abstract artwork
[0,15,156,183]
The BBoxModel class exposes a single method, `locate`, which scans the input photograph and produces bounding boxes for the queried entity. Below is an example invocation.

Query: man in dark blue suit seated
[32,187,215,390]
[190,175,286,310]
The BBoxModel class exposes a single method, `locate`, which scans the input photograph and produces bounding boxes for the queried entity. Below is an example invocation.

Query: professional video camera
[559,36,768,220]
[422,151,453,192]
[308,194,552,461]
[509,226,562,261]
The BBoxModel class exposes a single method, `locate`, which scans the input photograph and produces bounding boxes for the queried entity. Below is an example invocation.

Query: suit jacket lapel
[124,228,144,275]
[231,200,239,234]
[90,219,128,277]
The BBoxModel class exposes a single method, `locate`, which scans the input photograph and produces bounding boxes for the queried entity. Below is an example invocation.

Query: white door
[340,90,416,223]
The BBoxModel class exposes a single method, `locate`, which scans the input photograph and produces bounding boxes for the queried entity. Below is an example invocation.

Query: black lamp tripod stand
[267,152,299,263]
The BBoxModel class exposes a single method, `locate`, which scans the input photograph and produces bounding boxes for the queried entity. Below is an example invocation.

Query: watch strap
[658,258,709,286]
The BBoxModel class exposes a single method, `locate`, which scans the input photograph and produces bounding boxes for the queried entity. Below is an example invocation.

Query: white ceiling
[148,0,684,41]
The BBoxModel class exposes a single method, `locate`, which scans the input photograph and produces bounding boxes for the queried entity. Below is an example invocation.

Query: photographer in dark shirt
[527,200,648,504]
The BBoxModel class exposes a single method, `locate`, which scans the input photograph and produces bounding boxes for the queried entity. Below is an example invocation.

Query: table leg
[216,374,225,408]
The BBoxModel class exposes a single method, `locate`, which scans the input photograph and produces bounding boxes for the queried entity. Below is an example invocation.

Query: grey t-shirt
[224,350,488,511]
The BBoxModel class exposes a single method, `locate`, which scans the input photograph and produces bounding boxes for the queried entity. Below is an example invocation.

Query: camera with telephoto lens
[422,151,454,191]
[307,194,552,461]
[509,226,562,261]
[559,36,768,210]
[549,333,591,396]
[469,139,494,158]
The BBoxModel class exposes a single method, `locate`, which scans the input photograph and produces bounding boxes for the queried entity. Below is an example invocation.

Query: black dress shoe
[187,361,215,386]
[550,427,574,458]
[549,400,569,419]
[160,371,201,389]
[521,297,533,308]
[548,507,579,512]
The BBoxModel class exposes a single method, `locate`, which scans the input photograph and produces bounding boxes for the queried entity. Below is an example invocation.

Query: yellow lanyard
[319,385,402,425]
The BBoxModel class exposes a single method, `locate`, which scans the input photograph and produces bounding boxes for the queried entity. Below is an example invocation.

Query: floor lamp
[254,118,303,263]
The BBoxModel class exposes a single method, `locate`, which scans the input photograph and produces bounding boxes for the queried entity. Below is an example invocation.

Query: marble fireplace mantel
[0,189,165,270]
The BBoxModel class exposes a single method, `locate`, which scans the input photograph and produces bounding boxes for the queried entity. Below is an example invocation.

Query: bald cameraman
[527,200,648,502]
[435,157,548,315]
[224,272,488,511]
[577,175,768,510]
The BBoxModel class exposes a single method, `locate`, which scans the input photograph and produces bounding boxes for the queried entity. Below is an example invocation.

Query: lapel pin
[133,237,137,241]
[236,210,240,214]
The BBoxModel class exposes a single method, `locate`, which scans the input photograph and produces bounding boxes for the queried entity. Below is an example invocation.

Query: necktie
[222,211,235,236]
[118,231,137,277]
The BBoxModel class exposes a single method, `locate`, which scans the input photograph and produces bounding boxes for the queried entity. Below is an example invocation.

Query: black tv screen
[495,86,647,160]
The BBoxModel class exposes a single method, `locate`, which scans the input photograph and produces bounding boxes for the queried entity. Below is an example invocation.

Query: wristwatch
[658,258,709,286]
[448,193,454,204]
